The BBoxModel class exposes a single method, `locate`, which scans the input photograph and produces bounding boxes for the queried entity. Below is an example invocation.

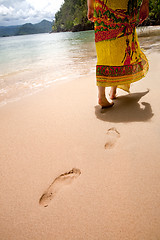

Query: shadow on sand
[95,90,154,123]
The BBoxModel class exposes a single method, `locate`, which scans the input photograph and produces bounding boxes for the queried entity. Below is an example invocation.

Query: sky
[0,0,64,26]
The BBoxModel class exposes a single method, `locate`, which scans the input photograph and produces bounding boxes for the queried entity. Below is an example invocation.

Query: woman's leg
[98,86,105,99]
[98,86,113,108]
[110,86,117,99]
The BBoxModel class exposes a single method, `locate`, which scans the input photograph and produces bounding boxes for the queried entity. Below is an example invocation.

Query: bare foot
[39,168,81,207]
[109,93,117,100]
[98,97,114,109]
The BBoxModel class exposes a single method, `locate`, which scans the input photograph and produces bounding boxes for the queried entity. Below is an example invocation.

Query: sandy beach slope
[0,51,160,240]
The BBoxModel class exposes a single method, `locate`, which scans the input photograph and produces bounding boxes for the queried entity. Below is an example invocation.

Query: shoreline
[0,32,159,108]
[0,50,160,239]
[1,25,160,39]
[137,25,160,37]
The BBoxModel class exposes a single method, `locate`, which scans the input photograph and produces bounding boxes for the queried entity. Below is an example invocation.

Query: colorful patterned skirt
[94,0,149,92]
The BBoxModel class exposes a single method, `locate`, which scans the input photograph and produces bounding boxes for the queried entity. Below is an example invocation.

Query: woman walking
[87,0,149,108]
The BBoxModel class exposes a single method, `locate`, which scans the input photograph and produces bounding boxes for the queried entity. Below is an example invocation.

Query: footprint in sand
[39,168,81,207]
[105,127,120,149]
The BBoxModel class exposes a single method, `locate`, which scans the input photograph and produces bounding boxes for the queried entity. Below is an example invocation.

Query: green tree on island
[52,0,93,32]
[52,0,160,32]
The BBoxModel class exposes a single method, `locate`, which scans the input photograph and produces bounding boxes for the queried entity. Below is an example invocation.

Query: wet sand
[0,51,160,239]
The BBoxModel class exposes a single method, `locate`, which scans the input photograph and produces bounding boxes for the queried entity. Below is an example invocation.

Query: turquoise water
[0,31,96,105]
[0,30,160,106]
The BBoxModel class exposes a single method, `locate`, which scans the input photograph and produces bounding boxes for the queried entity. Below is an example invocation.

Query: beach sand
[0,51,160,240]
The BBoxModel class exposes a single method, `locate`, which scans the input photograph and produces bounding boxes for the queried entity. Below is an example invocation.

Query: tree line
[52,0,160,32]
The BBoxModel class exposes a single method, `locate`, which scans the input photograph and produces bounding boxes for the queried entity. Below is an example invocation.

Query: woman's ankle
[111,86,117,93]
[110,86,117,99]
[99,95,106,100]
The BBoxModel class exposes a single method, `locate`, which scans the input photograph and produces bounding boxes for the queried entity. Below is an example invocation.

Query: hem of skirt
[96,53,149,89]
[96,66,149,88]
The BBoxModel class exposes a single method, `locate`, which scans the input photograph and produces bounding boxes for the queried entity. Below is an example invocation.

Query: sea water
[0,31,96,106]
[0,30,160,106]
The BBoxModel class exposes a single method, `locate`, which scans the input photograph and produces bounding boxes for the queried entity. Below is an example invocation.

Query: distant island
[0,20,53,37]
[1,0,159,37]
